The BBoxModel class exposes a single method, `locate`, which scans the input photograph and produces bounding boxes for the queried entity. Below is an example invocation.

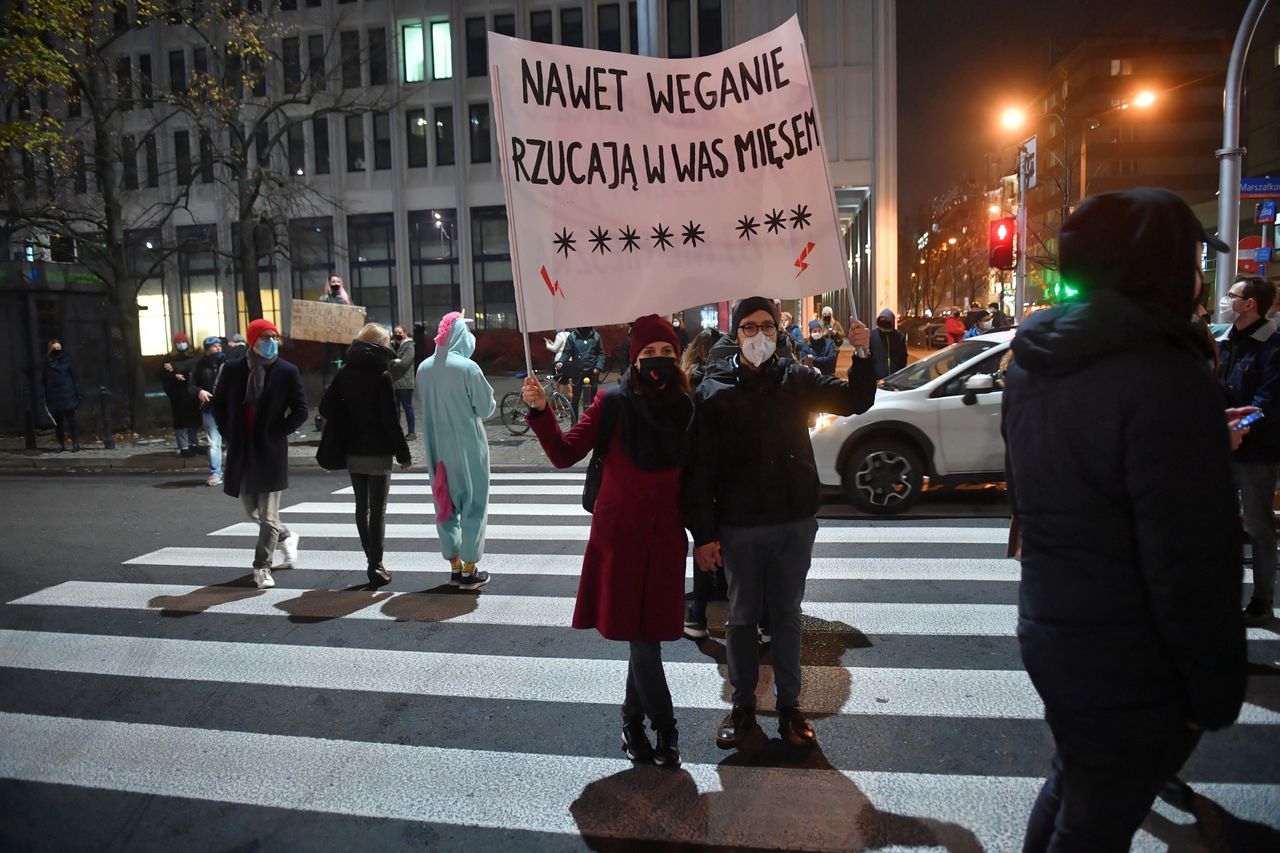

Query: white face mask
[1219,295,1238,324]
[810,331,823,340]
[741,333,776,367]
[978,320,993,331]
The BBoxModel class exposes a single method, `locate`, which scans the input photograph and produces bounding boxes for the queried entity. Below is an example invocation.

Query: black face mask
[577,327,592,337]
[876,322,892,331]
[208,351,224,365]
[636,357,678,387]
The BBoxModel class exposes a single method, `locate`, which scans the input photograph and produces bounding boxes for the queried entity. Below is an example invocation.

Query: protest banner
[489,15,851,342]
[289,299,367,344]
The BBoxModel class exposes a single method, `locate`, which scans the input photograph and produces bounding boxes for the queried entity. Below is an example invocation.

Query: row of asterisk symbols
[553,221,706,257]
[736,204,812,241]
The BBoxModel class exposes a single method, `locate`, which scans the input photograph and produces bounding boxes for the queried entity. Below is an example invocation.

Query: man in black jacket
[1217,274,1280,624]
[1003,188,1246,851]
[212,319,309,589]
[557,325,605,418]
[687,296,875,751]
[189,336,226,487]
[868,308,909,379]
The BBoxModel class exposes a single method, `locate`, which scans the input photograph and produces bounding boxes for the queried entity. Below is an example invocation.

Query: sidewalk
[0,373,580,473]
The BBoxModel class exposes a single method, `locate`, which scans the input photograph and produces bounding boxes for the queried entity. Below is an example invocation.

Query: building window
[435,105,454,165]
[403,23,425,83]
[341,30,361,88]
[128,229,171,355]
[281,0,296,9]
[307,34,325,84]
[469,103,490,163]
[346,113,365,171]
[72,142,87,194]
[250,54,266,96]
[406,109,429,167]
[494,13,515,37]
[667,0,691,58]
[283,36,302,94]
[122,135,138,189]
[175,131,193,184]
[348,213,397,324]
[431,21,453,79]
[561,7,583,47]
[313,116,330,174]
[697,0,722,56]
[169,50,187,95]
[288,122,306,175]
[369,28,387,85]
[373,111,391,170]
[471,206,514,329]
[198,131,215,183]
[1110,58,1133,76]
[466,17,487,77]
[305,0,319,6]
[193,46,207,78]
[628,1,639,53]
[288,217,333,299]
[530,10,553,43]
[254,126,270,170]
[117,56,132,110]
[144,134,159,188]
[177,224,223,346]
[409,209,460,325]
[232,224,281,332]
[598,3,622,52]
[138,54,154,105]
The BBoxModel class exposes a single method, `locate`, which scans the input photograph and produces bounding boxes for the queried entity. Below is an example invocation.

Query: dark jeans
[395,388,415,435]
[1024,710,1201,852]
[51,408,79,447]
[1236,461,1277,605]
[688,568,769,632]
[621,640,674,730]
[720,517,818,710]
[568,369,598,418]
[350,472,391,566]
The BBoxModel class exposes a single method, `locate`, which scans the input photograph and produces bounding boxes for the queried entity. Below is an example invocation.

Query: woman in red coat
[944,307,967,345]
[522,315,692,768]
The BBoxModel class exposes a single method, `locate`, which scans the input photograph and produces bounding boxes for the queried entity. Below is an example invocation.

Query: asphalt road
[0,471,1276,851]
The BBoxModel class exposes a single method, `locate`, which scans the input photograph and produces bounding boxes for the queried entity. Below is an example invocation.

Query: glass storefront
[288,217,334,301]
[408,208,459,326]
[470,206,514,329]
[177,224,224,345]
[348,213,397,325]
[126,228,170,355]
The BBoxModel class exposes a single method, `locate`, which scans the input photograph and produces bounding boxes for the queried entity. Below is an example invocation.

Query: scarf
[614,377,693,471]
[244,346,277,407]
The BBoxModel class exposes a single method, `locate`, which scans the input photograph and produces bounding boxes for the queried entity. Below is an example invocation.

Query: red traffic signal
[989,217,1016,270]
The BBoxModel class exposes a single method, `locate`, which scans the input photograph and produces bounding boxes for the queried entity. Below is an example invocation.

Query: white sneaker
[206,474,223,487]
[278,532,300,569]
[253,568,275,589]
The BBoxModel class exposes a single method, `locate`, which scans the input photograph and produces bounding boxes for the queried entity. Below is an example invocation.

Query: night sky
[895,0,1246,218]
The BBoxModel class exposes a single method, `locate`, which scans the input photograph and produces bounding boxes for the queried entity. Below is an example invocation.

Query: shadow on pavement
[571,742,982,851]
[148,577,262,617]
[273,586,394,624]
[1145,779,1280,850]
[378,584,482,623]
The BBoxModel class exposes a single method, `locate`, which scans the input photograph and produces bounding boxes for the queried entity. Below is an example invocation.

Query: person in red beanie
[211,318,309,588]
[160,331,200,456]
[522,314,692,768]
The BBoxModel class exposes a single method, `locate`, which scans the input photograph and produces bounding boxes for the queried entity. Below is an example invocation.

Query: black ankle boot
[621,718,654,762]
[653,724,680,767]
[366,564,392,585]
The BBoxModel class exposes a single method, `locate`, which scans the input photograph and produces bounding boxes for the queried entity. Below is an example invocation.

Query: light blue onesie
[415,318,496,564]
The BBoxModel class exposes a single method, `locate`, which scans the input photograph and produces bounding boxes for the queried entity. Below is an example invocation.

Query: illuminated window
[1110,58,1132,76]
[402,23,425,83]
[431,21,452,79]
[177,225,224,346]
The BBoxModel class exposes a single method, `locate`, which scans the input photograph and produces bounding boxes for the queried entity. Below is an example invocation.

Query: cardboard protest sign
[289,299,366,344]
[490,15,845,333]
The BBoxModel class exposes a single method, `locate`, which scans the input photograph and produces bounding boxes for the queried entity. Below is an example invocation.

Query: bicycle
[499,371,576,436]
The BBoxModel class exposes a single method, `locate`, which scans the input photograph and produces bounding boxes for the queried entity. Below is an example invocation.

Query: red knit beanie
[629,314,681,357]
[172,331,189,345]
[246,318,280,350]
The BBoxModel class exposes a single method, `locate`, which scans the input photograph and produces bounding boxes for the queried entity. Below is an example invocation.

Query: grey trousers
[621,640,674,730]
[1236,461,1277,605]
[241,490,290,569]
[720,516,819,710]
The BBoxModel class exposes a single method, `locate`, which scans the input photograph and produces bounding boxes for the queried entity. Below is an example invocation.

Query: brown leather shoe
[716,705,759,750]
[778,707,816,747]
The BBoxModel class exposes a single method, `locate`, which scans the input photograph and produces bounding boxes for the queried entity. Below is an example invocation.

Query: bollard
[99,386,115,449]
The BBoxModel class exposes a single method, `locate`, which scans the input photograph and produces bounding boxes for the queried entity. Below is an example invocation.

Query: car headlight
[814,413,838,431]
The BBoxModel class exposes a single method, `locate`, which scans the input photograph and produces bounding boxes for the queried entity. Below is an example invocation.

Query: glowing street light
[947,237,957,245]
[1000,107,1026,131]
[988,204,1001,214]
[1132,90,1157,108]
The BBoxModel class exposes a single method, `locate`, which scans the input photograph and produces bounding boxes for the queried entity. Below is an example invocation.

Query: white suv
[809,331,1014,514]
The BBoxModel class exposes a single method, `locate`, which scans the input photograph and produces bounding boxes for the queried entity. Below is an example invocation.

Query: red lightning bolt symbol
[540,265,565,299]
[794,241,816,278]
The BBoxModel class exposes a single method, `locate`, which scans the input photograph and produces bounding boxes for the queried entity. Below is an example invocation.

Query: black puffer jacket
[319,340,411,465]
[685,353,876,545]
[1003,289,1245,731]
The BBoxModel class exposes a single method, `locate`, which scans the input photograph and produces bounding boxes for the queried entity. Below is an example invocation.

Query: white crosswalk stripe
[3,473,1276,849]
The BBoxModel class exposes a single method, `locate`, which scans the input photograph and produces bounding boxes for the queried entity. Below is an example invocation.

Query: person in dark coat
[319,324,412,586]
[1216,274,1280,624]
[687,297,875,752]
[211,318,308,590]
[161,331,201,455]
[523,315,693,768]
[1002,188,1247,851]
[557,325,606,418]
[800,319,837,375]
[189,336,226,486]
[869,309,909,379]
[43,338,82,452]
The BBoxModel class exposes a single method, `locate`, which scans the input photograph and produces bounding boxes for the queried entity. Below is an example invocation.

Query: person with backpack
[521,315,694,768]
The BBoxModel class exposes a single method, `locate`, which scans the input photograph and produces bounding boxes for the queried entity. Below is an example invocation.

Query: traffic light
[989,217,1016,270]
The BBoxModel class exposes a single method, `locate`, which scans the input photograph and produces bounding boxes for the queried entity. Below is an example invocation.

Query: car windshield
[881,339,1001,391]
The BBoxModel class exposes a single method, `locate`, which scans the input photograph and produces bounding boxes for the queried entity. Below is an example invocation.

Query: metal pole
[1216,0,1271,318]
[1015,147,1028,321]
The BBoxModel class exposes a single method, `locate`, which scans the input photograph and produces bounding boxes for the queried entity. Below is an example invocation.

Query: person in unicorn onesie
[416,311,497,590]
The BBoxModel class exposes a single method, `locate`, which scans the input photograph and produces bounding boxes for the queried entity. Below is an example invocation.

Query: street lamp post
[1015,145,1030,317]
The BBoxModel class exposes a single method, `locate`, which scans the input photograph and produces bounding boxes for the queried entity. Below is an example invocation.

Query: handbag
[582,394,619,513]
[315,404,346,471]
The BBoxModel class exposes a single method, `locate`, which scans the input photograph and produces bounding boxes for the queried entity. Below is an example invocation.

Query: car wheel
[843,438,925,515]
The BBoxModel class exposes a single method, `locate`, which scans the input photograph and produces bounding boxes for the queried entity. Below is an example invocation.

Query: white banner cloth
[489,15,846,333]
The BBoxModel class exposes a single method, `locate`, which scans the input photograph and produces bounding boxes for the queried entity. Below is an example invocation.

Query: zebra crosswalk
[1,470,1277,851]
